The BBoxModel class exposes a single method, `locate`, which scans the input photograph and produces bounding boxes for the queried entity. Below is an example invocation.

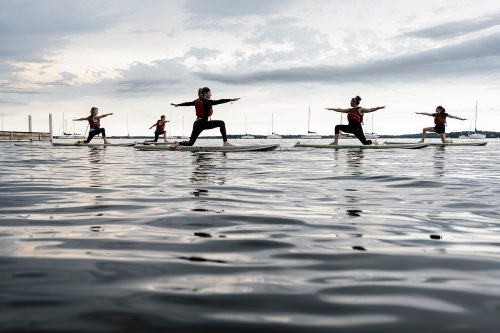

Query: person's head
[436,106,445,113]
[160,115,165,120]
[198,87,211,99]
[90,107,98,115]
[350,95,362,107]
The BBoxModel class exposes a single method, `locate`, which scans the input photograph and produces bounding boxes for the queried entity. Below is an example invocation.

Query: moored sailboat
[468,101,486,139]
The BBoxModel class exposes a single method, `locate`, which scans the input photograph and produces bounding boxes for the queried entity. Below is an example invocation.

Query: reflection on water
[1,140,500,332]
[433,146,446,178]
[190,153,227,185]
[88,147,107,187]
[346,150,364,176]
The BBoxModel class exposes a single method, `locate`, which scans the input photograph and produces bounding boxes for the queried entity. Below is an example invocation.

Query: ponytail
[198,87,210,98]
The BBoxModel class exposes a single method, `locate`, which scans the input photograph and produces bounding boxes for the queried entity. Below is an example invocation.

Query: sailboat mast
[307,107,311,133]
[474,101,478,132]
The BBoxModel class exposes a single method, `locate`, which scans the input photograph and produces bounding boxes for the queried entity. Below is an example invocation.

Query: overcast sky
[1,0,500,136]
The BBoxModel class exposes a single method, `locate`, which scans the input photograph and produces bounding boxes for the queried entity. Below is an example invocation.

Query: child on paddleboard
[73,107,113,145]
[170,87,239,149]
[326,96,385,145]
[145,115,169,143]
[416,106,466,143]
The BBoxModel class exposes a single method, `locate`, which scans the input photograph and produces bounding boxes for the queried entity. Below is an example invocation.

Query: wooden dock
[0,131,51,142]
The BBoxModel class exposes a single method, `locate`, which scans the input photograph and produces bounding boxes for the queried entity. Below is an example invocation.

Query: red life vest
[347,107,362,123]
[434,113,446,125]
[156,120,165,132]
[88,116,100,129]
[195,99,213,118]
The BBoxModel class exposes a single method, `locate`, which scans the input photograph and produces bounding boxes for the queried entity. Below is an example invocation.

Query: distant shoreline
[106,131,500,140]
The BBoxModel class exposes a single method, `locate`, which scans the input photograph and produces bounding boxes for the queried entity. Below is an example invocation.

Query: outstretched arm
[96,113,113,119]
[210,98,240,106]
[171,101,196,107]
[73,117,88,121]
[415,112,434,117]
[325,107,350,113]
[448,114,467,121]
[361,106,385,113]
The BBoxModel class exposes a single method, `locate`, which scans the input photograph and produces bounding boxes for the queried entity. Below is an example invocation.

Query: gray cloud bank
[403,14,500,40]
[196,32,500,85]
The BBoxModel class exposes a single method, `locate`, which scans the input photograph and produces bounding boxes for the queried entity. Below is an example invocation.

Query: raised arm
[361,106,385,113]
[325,107,350,113]
[415,112,434,117]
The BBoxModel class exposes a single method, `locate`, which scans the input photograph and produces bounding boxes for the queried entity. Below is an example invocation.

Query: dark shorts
[434,124,446,134]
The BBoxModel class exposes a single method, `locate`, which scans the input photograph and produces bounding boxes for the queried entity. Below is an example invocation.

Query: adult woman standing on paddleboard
[170,87,239,149]
[326,96,385,145]
[74,107,113,145]
[416,106,466,143]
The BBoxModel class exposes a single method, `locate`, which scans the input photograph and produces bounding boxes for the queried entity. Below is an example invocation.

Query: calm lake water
[1,138,499,332]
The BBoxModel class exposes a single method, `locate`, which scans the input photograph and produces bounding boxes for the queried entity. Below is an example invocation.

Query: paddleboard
[294,142,428,149]
[141,141,174,145]
[383,141,487,146]
[52,142,137,147]
[135,143,280,152]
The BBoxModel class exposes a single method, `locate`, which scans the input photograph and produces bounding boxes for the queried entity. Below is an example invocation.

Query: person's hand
[232,98,240,102]
[171,103,178,107]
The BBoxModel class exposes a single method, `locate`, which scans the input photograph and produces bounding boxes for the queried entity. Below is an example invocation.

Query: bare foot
[170,141,179,150]
[329,141,339,145]
[373,140,379,145]
[104,140,111,144]
[74,140,83,145]
[223,141,235,147]
[417,140,424,143]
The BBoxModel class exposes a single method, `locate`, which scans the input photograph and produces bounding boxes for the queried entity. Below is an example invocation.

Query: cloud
[196,32,500,84]
[402,14,500,40]
[182,0,299,17]
[103,58,190,94]
[185,47,221,60]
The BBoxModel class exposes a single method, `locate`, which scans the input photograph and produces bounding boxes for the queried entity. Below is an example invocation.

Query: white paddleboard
[383,141,487,146]
[294,142,428,149]
[135,143,280,152]
[52,142,137,147]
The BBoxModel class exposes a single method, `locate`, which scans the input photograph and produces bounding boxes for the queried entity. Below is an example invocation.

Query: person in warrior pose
[170,87,239,149]
[416,106,466,143]
[74,107,113,144]
[326,96,385,145]
[145,115,169,143]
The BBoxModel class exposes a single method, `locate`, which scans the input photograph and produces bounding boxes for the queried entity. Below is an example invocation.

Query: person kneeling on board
[73,107,113,145]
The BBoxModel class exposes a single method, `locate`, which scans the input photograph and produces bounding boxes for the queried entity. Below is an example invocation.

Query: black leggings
[179,119,227,146]
[154,130,166,142]
[335,123,372,145]
[85,128,106,143]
